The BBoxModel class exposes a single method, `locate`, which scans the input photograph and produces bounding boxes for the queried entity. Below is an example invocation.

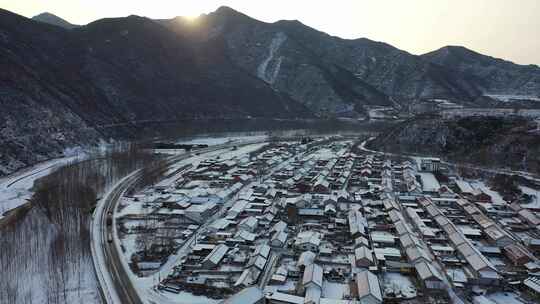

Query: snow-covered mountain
[1,6,540,175]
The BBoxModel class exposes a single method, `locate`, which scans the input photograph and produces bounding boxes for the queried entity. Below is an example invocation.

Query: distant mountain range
[1,6,540,175]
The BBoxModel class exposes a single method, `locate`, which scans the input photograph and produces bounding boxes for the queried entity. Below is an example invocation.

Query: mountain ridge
[1,6,540,176]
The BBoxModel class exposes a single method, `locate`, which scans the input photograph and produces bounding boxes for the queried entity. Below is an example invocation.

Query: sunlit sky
[2,0,540,65]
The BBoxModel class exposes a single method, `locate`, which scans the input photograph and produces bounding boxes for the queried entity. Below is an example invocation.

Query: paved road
[100,172,144,304]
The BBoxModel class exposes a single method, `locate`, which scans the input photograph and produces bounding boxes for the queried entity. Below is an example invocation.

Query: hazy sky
[2,0,540,65]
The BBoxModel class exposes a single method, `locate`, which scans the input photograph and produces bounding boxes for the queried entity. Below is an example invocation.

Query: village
[113,138,540,304]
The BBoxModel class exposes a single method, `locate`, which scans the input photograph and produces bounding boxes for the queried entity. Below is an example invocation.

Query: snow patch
[257,32,287,84]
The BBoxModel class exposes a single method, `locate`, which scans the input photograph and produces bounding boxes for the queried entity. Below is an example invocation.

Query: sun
[181,14,200,22]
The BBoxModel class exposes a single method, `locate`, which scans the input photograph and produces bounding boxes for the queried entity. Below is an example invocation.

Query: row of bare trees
[0,142,167,304]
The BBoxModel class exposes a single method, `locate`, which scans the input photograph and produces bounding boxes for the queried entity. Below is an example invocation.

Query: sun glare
[182,14,199,22]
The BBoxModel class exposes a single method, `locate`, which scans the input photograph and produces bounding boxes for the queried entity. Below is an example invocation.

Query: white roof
[406,245,431,264]
[271,220,288,233]
[356,270,382,302]
[354,246,374,263]
[456,180,475,194]
[305,285,322,304]
[370,231,396,244]
[302,263,323,289]
[253,244,271,259]
[202,244,229,266]
[374,247,401,258]
[265,292,304,304]
[348,210,367,236]
[185,202,216,212]
[235,230,257,242]
[419,172,441,192]
[247,255,267,270]
[239,216,258,229]
[229,200,250,214]
[415,261,443,281]
[524,276,540,293]
[208,218,233,231]
[298,251,317,267]
[272,230,288,245]
[295,231,322,247]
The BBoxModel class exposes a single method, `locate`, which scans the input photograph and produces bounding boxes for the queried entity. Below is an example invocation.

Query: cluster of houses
[119,138,540,304]
[115,142,302,277]
[391,164,540,301]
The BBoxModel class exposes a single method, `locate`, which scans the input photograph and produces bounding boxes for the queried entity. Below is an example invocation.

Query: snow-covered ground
[519,185,540,209]
[487,291,527,304]
[1,206,101,304]
[382,272,417,299]
[470,181,506,205]
[322,282,349,299]
[176,134,268,146]
[418,172,441,192]
[0,155,81,219]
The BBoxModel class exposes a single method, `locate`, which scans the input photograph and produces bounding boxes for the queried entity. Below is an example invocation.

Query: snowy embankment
[0,155,81,219]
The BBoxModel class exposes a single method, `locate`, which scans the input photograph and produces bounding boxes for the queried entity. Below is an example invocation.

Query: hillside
[371,115,540,174]
[423,46,540,96]
[0,9,310,175]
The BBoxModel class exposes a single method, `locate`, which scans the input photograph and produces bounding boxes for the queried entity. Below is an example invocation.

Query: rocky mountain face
[159,8,393,116]
[161,6,525,111]
[371,115,540,174]
[31,12,78,29]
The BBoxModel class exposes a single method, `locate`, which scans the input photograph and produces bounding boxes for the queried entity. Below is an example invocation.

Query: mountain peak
[32,12,77,29]
[215,6,239,14]
[436,45,481,56]
[212,5,253,21]
[423,44,513,66]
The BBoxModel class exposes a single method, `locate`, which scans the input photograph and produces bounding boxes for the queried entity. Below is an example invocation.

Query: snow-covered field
[1,207,102,304]
[176,134,268,146]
